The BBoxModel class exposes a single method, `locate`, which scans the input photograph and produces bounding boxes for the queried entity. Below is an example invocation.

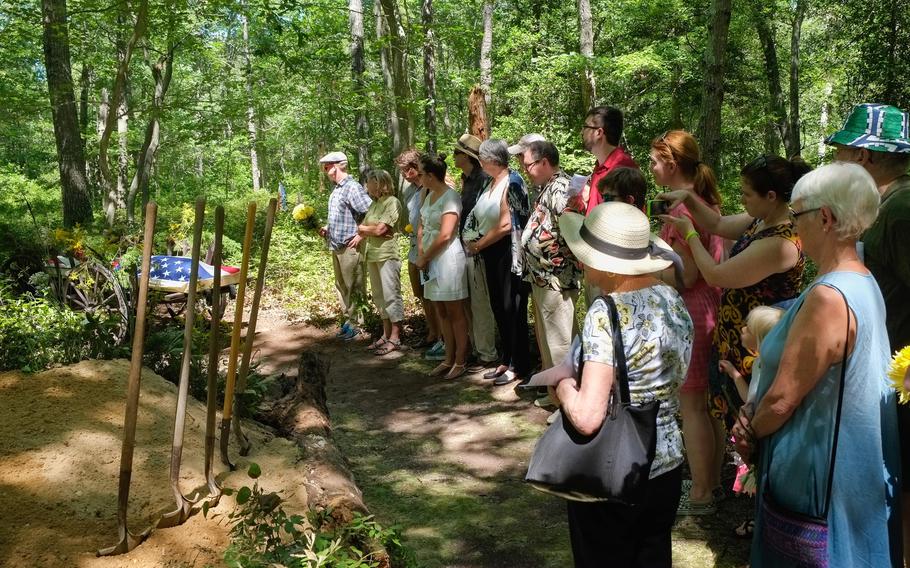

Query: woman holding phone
[659,152,811,516]
[650,130,726,515]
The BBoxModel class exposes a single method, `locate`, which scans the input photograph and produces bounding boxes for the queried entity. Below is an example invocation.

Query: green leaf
[237,486,251,504]
[247,462,261,479]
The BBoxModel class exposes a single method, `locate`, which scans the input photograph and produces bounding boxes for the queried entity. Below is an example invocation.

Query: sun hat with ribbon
[559,202,681,276]
[454,134,482,161]
[824,103,910,153]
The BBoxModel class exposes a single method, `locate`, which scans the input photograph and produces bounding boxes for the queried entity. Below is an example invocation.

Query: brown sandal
[428,363,452,377]
[443,364,467,380]
[373,339,401,356]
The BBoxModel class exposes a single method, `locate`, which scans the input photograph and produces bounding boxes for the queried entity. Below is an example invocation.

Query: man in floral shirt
[520,140,584,370]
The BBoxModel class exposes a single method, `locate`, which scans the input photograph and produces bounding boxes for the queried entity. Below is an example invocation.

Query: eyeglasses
[788,206,820,222]
[524,159,542,170]
[601,192,619,202]
[581,123,601,131]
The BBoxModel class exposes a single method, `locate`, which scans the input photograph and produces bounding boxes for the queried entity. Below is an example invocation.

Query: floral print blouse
[582,285,693,478]
[520,171,584,291]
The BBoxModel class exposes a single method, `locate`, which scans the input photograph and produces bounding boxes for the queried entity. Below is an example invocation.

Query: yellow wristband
[684,229,699,242]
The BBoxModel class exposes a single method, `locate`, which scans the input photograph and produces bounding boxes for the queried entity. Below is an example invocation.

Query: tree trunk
[422,0,438,154]
[696,0,732,172]
[41,0,92,228]
[78,64,90,133]
[349,0,369,168]
[468,86,489,140]
[751,4,789,157]
[97,0,148,211]
[241,9,262,191]
[817,79,832,160]
[479,0,493,106]
[578,0,596,110]
[126,40,175,223]
[787,0,806,158]
[377,0,413,156]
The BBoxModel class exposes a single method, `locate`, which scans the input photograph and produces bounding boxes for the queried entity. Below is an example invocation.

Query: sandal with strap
[428,363,452,377]
[733,519,754,539]
[367,337,388,350]
[676,484,716,516]
[443,363,467,380]
[373,339,401,356]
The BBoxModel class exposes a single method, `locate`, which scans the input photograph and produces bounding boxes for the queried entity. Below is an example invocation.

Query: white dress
[420,187,468,301]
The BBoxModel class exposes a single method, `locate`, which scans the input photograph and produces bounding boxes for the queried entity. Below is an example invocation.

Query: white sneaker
[546,409,560,425]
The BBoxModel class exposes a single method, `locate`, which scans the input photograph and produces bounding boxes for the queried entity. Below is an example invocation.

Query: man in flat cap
[827,102,910,565]
[319,151,372,340]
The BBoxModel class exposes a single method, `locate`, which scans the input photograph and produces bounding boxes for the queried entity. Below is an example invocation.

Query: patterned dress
[708,220,804,426]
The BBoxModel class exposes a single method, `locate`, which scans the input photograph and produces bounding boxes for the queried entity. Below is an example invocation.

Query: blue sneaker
[335,322,352,337]
[424,340,446,360]
[340,326,361,341]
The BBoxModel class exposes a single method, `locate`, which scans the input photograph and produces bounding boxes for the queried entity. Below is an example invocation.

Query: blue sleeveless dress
[750,271,901,567]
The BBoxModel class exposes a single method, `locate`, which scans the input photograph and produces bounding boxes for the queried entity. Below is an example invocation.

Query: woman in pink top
[651,130,726,515]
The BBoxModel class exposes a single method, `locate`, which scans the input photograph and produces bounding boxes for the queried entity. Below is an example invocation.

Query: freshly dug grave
[0,359,309,568]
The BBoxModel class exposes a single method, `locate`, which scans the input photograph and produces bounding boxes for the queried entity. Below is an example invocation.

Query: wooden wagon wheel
[64,259,130,344]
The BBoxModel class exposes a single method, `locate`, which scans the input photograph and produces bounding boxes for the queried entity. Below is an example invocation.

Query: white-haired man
[319,151,372,339]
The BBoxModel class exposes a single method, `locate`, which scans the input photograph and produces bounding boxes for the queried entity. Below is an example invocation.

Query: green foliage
[216,463,418,568]
[0,281,125,372]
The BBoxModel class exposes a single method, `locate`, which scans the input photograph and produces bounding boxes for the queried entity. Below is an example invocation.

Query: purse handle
[765,284,851,518]
[577,294,633,408]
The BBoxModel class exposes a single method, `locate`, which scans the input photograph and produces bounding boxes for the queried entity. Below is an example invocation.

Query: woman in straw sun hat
[553,201,693,567]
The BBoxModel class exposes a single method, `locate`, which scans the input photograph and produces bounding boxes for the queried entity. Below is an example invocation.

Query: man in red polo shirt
[580,106,638,215]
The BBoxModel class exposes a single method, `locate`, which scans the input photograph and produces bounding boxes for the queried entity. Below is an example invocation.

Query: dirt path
[249,320,753,568]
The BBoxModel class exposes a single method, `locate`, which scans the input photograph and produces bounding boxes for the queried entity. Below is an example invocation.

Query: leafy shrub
[0,281,125,371]
[214,463,418,568]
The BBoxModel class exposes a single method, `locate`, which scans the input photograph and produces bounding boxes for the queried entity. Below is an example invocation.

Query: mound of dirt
[0,359,308,567]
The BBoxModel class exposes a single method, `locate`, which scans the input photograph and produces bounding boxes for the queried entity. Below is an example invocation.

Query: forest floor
[0,311,752,567]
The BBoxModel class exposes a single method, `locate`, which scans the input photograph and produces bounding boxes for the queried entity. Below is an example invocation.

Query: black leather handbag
[525,294,659,503]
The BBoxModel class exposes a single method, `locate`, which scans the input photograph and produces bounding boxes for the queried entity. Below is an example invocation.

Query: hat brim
[825,130,910,153]
[507,144,524,155]
[454,143,480,161]
[559,212,674,275]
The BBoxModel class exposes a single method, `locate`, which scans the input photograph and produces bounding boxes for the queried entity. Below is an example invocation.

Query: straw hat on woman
[554,202,693,568]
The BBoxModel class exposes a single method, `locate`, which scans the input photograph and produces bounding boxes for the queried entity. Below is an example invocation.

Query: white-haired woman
[358,168,404,355]
[733,162,901,567]
[554,202,693,567]
[464,138,531,385]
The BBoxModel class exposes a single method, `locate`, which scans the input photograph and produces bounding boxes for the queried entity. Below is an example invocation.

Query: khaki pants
[332,246,365,327]
[466,255,498,361]
[368,258,404,322]
[532,284,579,369]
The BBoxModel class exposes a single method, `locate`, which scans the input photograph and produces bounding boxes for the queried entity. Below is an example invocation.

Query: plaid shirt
[327,175,371,250]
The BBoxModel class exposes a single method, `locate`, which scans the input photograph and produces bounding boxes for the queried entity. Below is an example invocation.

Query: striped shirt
[327,175,371,251]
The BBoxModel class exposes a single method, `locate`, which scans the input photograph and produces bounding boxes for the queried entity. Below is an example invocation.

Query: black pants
[567,466,682,568]
[481,237,530,375]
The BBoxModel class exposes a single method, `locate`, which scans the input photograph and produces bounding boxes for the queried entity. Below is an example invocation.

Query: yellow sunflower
[889,345,910,404]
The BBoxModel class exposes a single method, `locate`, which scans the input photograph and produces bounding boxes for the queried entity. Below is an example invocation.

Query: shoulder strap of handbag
[766,285,850,518]
[578,294,632,404]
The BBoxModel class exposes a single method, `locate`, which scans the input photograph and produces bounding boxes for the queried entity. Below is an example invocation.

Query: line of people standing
[317,101,910,567]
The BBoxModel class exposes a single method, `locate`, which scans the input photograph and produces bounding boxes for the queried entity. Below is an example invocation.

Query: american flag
[145,255,241,293]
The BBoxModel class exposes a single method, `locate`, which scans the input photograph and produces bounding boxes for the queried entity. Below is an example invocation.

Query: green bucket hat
[825,103,910,153]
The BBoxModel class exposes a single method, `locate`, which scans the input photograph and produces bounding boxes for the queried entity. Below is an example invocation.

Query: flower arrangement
[292,203,315,221]
[889,345,910,404]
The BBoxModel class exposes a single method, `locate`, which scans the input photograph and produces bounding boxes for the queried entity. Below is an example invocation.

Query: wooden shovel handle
[222,202,256,419]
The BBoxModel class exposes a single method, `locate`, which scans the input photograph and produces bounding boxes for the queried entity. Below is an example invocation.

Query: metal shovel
[97,202,158,556]
[220,201,256,469]
[233,197,278,455]
[202,205,224,502]
[158,197,206,528]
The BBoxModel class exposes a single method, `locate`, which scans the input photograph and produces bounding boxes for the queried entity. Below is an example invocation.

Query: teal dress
[751,272,901,567]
